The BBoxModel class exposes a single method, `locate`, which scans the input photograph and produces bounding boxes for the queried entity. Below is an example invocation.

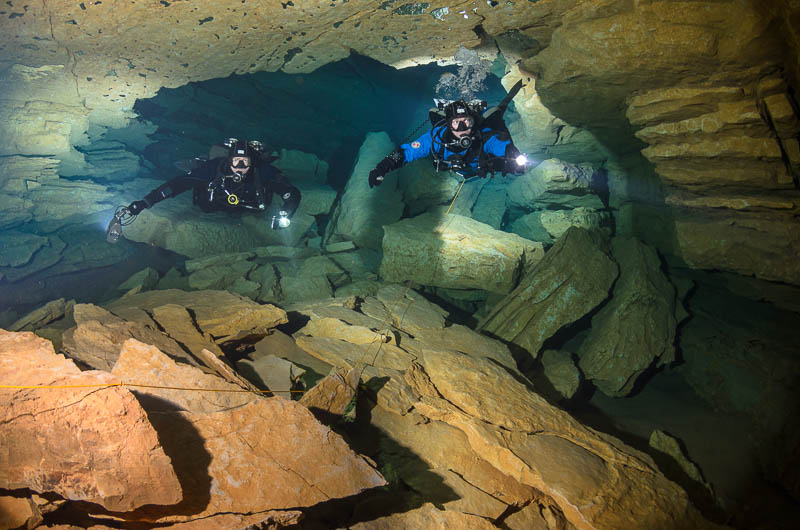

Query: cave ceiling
[1,0,800,286]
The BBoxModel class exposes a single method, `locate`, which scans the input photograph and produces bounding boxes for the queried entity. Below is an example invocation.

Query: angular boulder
[325,131,404,250]
[0,330,181,512]
[578,237,678,396]
[380,213,544,295]
[479,227,618,358]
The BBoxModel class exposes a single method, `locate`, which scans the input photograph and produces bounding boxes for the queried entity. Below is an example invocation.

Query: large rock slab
[0,330,182,512]
[325,132,404,250]
[288,292,718,529]
[62,303,196,371]
[0,230,49,267]
[507,158,605,211]
[380,213,544,295]
[106,289,288,341]
[578,237,678,396]
[674,209,800,286]
[479,227,619,358]
[112,339,253,414]
[121,358,386,523]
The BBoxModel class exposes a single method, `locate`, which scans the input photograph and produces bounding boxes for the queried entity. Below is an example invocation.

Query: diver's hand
[270,210,291,230]
[127,200,148,215]
[368,168,385,188]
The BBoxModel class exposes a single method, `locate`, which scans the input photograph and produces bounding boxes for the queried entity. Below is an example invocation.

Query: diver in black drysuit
[125,140,300,227]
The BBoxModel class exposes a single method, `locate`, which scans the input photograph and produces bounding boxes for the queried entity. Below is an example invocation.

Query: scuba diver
[107,139,301,243]
[368,80,529,188]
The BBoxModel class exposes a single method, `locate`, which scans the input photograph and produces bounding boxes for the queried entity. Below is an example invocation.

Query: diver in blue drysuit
[369,82,528,187]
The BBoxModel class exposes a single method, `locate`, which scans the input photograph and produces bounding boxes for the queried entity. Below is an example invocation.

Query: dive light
[106,213,123,244]
[271,210,291,230]
[106,206,135,244]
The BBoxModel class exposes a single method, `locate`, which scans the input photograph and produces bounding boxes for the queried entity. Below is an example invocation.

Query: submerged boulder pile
[1,282,720,529]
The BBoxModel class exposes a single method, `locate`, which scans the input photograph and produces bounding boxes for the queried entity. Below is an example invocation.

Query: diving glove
[368,168,385,188]
[127,200,149,215]
[270,210,291,230]
[369,149,405,188]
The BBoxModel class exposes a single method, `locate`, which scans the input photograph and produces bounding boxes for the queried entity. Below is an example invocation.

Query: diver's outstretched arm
[127,176,204,214]
[368,148,406,188]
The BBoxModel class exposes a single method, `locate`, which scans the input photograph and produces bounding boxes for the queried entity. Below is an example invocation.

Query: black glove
[270,209,291,230]
[369,168,385,188]
[369,149,405,188]
[127,200,149,215]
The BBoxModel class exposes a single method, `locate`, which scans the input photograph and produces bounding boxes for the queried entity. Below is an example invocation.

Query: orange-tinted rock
[0,330,182,512]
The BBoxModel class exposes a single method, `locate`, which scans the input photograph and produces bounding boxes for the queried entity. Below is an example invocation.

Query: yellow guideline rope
[445,177,467,214]
[0,383,304,393]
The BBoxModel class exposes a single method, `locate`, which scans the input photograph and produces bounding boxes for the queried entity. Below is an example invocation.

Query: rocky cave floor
[2,238,800,530]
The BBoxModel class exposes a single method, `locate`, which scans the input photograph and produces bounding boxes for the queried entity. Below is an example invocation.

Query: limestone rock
[540,207,611,240]
[326,132,404,250]
[335,279,383,298]
[325,240,356,253]
[374,284,450,334]
[0,230,49,267]
[119,194,273,258]
[296,184,337,215]
[0,495,43,530]
[0,330,182,512]
[505,502,565,530]
[328,248,381,280]
[184,251,256,273]
[349,502,498,530]
[106,289,288,341]
[254,245,320,260]
[507,158,605,211]
[281,274,334,303]
[8,298,67,332]
[399,162,464,216]
[136,397,386,523]
[0,234,66,283]
[380,213,544,295]
[649,430,713,496]
[113,339,255,413]
[236,353,305,394]
[253,330,333,379]
[578,237,678,396]
[286,293,717,529]
[187,259,257,291]
[511,207,611,245]
[62,303,196,371]
[508,211,552,243]
[540,349,581,400]
[150,303,224,357]
[472,176,513,229]
[674,209,800,286]
[479,227,619,358]
[300,367,360,420]
[118,266,160,292]
[298,317,390,346]
[410,350,716,530]
[370,406,539,520]
[273,148,329,186]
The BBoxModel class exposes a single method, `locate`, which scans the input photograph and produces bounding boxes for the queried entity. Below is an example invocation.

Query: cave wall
[1,0,799,285]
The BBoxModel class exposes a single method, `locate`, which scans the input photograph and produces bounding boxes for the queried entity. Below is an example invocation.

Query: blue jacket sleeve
[482,131,511,158]
[400,129,434,163]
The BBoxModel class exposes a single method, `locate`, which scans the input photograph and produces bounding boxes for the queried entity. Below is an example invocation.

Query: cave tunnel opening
[130,52,510,191]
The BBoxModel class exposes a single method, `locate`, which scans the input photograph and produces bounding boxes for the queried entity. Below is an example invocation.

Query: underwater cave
[1,1,799,529]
